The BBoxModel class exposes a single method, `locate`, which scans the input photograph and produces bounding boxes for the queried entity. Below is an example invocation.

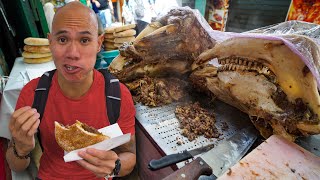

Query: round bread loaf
[105,26,118,33]
[104,38,115,43]
[114,43,123,48]
[22,51,52,58]
[103,41,116,49]
[23,56,52,64]
[104,33,114,39]
[114,24,136,33]
[114,36,135,44]
[24,37,49,46]
[24,45,50,53]
[113,29,136,38]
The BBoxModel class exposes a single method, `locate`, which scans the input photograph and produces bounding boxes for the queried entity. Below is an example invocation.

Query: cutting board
[219,135,320,179]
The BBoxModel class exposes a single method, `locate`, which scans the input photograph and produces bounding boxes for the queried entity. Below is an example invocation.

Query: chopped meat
[175,102,220,141]
[126,76,189,107]
[81,123,103,135]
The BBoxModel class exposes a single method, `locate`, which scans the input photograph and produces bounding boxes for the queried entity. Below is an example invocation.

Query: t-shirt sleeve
[117,83,136,135]
[15,78,39,110]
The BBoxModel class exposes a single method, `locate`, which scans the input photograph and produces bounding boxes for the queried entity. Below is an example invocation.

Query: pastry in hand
[54,120,109,152]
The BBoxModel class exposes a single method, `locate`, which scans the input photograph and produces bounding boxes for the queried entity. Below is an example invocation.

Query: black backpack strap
[99,69,121,124]
[32,69,56,150]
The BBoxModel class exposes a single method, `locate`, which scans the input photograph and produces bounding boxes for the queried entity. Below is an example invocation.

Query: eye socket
[58,37,67,44]
[80,38,90,44]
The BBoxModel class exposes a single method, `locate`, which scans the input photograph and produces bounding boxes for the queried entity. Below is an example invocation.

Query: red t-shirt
[16,70,136,180]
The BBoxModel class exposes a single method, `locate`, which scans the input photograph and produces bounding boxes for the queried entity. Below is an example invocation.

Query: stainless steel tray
[135,100,257,168]
[135,99,320,169]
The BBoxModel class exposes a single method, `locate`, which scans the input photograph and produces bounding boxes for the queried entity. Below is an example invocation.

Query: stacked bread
[103,24,136,51]
[22,37,52,64]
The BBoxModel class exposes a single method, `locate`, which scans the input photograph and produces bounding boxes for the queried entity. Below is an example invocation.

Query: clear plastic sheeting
[247,20,320,44]
[246,21,320,88]
[204,21,320,90]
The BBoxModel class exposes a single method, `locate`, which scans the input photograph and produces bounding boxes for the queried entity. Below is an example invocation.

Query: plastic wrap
[247,20,320,43]
[197,19,320,89]
[159,8,320,79]
[169,8,320,88]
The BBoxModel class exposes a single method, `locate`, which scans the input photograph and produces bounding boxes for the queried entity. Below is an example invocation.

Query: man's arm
[108,0,114,14]
[92,0,101,8]
[113,134,136,176]
[6,106,40,172]
[6,141,30,172]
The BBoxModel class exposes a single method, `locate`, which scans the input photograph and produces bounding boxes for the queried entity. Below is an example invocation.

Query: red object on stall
[286,0,320,24]
[207,0,230,31]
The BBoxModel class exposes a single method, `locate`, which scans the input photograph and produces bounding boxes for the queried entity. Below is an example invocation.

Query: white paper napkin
[63,123,131,162]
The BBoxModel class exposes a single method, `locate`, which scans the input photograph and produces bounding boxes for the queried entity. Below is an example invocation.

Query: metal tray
[135,99,257,168]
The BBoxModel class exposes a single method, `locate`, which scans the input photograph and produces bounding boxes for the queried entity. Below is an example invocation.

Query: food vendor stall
[1,4,320,180]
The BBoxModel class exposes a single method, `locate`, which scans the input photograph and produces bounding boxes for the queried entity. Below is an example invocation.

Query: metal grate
[135,100,254,168]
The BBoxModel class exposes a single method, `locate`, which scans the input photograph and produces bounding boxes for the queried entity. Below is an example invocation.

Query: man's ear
[47,33,52,44]
[98,33,104,50]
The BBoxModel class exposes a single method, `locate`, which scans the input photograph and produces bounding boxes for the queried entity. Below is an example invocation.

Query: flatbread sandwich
[55,120,110,152]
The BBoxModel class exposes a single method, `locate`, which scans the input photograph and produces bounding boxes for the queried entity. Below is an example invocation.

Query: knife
[148,144,214,170]
[162,127,257,180]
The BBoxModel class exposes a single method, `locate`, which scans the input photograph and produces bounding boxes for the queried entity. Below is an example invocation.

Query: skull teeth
[217,57,270,75]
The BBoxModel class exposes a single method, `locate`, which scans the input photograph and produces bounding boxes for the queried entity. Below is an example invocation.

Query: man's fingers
[14,108,37,131]
[10,106,32,127]
[78,150,106,167]
[77,149,117,172]
[87,148,117,160]
[27,118,40,137]
[21,113,40,135]
[77,159,112,176]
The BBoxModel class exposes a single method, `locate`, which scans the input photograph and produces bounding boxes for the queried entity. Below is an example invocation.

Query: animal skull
[191,36,320,141]
[109,7,215,82]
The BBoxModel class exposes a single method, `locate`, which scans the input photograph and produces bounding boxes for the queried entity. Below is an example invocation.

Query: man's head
[48,2,104,84]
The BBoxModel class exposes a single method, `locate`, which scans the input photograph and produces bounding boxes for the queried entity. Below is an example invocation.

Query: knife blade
[202,126,257,177]
[148,144,214,170]
[162,126,257,179]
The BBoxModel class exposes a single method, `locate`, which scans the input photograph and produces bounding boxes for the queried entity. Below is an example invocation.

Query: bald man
[6,2,136,179]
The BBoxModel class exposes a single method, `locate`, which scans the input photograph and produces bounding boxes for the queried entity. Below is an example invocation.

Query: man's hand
[9,106,40,156]
[77,135,136,177]
[92,0,101,8]
[77,148,119,178]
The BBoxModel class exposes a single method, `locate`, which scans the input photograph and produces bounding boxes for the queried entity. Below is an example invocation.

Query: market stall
[1,3,320,179]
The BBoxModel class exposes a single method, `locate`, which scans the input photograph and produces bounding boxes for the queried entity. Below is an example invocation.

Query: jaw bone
[191,36,320,141]
[109,7,216,82]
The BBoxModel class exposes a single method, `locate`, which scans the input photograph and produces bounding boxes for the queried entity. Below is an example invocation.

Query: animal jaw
[191,36,320,141]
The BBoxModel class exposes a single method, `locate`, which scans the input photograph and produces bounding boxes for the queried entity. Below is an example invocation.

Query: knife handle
[148,150,193,170]
[162,157,213,180]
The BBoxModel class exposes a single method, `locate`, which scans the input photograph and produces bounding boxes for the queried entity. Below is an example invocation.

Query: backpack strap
[31,69,121,150]
[32,69,56,150]
[98,69,121,124]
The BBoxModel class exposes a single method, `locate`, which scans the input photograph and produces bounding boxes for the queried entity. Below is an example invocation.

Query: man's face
[48,6,103,83]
